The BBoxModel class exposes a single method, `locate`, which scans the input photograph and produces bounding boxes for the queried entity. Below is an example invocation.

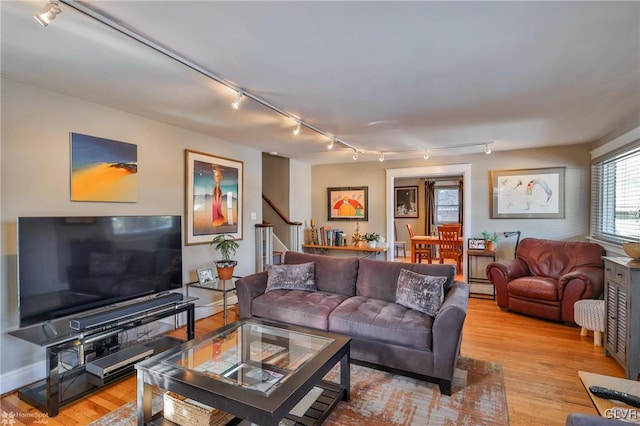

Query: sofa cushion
[395,269,447,317]
[284,251,358,296]
[266,262,316,292]
[251,290,350,330]
[508,276,559,301]
[329,296,433,350]
[356,258,455,303]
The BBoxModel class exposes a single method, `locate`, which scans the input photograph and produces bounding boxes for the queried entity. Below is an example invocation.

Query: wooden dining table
[410,235,463,263]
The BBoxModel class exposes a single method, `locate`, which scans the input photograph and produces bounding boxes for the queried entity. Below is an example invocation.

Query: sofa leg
[439,380,452,396]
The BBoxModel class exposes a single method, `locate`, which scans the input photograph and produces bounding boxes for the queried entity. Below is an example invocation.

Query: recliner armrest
[486,259,530,308]
[486,258,530,282]
[235,272,268,318]
[558,266,605,301]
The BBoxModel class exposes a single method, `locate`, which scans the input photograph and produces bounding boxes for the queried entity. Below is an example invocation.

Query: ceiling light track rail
[58,0,358,154]
[45,1,496,161]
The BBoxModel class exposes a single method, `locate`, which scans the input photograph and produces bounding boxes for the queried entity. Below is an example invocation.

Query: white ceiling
[2,1,639,164]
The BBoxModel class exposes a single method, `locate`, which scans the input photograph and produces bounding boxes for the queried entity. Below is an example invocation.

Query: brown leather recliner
[486,238,605,323]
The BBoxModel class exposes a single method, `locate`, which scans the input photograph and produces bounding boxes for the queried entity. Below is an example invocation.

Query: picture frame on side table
[197,267,215,285]
[468,238,486,250]
[327,186,368,221]
[490,167,565,219]
[185,149,243,244]
[394,186,419,218]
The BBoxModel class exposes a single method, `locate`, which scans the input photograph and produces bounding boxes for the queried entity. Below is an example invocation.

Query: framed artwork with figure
[490,167,565,219]
[327,186,368,221]
[394,186,419,218]
[185,149,243,244]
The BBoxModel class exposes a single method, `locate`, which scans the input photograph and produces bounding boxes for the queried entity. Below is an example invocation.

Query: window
[435,186,459,224]
[591,143,640,244]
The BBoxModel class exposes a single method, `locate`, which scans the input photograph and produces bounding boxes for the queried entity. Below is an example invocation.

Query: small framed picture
[468,238,486,250]
[197,267,215,284]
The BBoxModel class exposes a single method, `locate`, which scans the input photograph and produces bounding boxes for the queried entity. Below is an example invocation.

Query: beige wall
[311,144,592,260]
[0,79,265,391]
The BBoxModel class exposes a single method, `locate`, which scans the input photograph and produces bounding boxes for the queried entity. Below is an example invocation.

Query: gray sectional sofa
[235,251,470,395]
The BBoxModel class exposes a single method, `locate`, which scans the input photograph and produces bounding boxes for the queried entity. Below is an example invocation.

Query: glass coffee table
[136,318,351,425]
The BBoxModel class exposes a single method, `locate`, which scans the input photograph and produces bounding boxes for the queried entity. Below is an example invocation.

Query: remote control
[589,386,640,408]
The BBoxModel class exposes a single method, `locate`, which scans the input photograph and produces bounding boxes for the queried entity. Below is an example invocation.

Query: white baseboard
[2,296,238,395]
[0,361,44,396]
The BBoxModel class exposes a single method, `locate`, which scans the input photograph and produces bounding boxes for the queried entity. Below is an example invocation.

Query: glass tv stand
[9,295,196,417]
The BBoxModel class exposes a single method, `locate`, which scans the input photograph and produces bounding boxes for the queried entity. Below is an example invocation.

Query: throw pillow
[266,262,316,292]
[89,252,131,275]
[395,268,448,317]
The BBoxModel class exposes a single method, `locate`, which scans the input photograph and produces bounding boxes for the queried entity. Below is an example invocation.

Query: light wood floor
[1,299,624,425]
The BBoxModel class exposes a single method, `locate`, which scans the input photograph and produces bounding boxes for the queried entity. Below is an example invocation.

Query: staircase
[255,194,303,272]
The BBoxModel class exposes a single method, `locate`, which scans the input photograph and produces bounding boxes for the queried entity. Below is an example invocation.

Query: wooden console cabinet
[603,257,640,380]
[9,297,195,416]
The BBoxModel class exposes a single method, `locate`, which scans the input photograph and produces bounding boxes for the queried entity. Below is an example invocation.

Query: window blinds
[591,143,640,244]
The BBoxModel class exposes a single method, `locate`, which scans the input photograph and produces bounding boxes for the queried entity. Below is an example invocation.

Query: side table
[578,370,640,422]
[186,276,240,325]
[467,248,496,299]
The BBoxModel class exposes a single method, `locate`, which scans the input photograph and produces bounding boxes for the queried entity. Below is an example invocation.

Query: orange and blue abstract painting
[71,133,138,202]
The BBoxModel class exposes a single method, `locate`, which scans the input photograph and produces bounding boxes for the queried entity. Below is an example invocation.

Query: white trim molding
[385,164,472,281]
[591,125,640,159]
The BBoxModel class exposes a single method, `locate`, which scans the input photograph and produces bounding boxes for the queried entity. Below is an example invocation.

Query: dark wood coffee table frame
[136,318,351,426]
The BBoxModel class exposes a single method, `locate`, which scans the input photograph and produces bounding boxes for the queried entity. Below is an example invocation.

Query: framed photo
[394,186,419,218]
[185,149,243,245]
[197,267,215,285]
[490,167,565,219]
[327,186,368,221]
[468,238,486,250]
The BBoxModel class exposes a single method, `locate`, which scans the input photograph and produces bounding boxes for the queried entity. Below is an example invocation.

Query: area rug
[90,357,508,426]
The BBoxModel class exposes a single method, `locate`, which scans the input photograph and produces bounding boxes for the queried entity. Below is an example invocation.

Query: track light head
[379,152,385,162]
[423,151,430,160]
[34,0,61,27]
[293,121,302,135]
[485,143,492,154]
[352,149,358,160]
[231,92,244,110]
[328,138,335,150]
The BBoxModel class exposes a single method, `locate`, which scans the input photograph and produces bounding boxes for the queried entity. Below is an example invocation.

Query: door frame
[385,164,472,281]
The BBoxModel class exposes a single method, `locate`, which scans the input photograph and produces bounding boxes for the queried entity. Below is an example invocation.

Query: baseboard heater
[86,344,154,379]
[69,292,184,331]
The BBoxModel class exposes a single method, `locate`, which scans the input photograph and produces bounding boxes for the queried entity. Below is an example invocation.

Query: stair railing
[262,194,303,252]
[255,224,273,272]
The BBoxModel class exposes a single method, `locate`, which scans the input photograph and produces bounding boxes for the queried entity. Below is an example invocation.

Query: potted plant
[364,232,380,248]
[482,231,499,251]
[210,234,240,280]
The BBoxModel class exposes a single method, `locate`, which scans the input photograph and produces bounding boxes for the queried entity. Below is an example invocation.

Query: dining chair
[406,223,432,263]
[437,225,462,272]
[393,221,407,258]
[437,223,461,234]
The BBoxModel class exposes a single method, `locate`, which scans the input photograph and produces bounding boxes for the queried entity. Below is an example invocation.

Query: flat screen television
[17,215,182,328]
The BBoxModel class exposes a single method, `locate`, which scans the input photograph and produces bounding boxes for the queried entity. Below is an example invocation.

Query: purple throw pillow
[266,262,317,292]
[395,268,447,317]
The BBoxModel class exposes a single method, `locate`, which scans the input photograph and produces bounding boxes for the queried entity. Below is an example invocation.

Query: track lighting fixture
[231,92,244,110]
[55,2,500,163]
[34,0,62,27]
